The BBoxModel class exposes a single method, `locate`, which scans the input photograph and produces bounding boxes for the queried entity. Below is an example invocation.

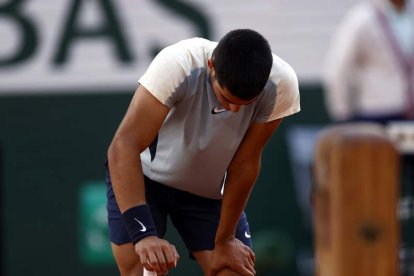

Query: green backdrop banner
[0,84,329,276]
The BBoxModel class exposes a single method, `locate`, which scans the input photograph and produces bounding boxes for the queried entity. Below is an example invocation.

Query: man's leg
[112,242,143,276]
[106,164,144,276]
[192,250,211,274]
[106,168,169,276]
[168,186,253,275]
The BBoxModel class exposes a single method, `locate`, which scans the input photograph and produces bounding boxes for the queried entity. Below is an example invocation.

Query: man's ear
[208,58,214,70]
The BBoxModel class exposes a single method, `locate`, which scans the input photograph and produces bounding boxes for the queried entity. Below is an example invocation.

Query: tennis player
[106,29,300,275]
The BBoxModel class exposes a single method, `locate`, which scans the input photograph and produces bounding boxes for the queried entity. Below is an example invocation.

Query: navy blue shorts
[105,163,252,254]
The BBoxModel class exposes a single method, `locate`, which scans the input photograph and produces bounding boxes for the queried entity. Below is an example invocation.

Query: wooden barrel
[313,123,400,276]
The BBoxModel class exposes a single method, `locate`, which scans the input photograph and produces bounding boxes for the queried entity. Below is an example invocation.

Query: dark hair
[213,29,273,100]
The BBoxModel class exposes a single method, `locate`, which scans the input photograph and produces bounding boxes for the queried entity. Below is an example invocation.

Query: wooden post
[313,123,400,276]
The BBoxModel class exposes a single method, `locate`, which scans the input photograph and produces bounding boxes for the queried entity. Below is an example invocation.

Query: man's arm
[323,8,363,122]
[107,85,179,274]
[210,118,283,276]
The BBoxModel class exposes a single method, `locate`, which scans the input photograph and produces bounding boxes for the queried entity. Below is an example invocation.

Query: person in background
[323,2,414,275]
[323,0,413,124]
[106,29,300,276]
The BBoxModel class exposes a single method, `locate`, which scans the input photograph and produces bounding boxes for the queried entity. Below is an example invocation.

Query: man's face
[208,59,256,113]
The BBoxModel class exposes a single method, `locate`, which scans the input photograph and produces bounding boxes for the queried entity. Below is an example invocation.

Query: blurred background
[2,0,412,275]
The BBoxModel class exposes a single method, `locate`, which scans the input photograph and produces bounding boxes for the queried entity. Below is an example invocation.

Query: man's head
[210,29,273,101]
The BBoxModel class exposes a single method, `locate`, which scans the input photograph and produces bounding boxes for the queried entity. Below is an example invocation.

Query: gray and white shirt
[139,37,300,199]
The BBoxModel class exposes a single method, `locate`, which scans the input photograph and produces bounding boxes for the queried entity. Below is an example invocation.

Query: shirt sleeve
[254,59,301,123]
[138,42,190,108]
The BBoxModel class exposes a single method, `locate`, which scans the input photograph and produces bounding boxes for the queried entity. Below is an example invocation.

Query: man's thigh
[171,202,253,255]
[105,167,169,245]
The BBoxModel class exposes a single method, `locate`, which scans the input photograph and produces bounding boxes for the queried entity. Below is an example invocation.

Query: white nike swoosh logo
[211,107,228,114]
[244,231,251,238]
[133,218,147,232]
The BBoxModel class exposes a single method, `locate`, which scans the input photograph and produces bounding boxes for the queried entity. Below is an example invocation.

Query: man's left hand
[209,238,255,276]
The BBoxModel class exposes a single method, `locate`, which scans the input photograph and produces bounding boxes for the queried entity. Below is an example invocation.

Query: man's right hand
[135,236,180,275]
